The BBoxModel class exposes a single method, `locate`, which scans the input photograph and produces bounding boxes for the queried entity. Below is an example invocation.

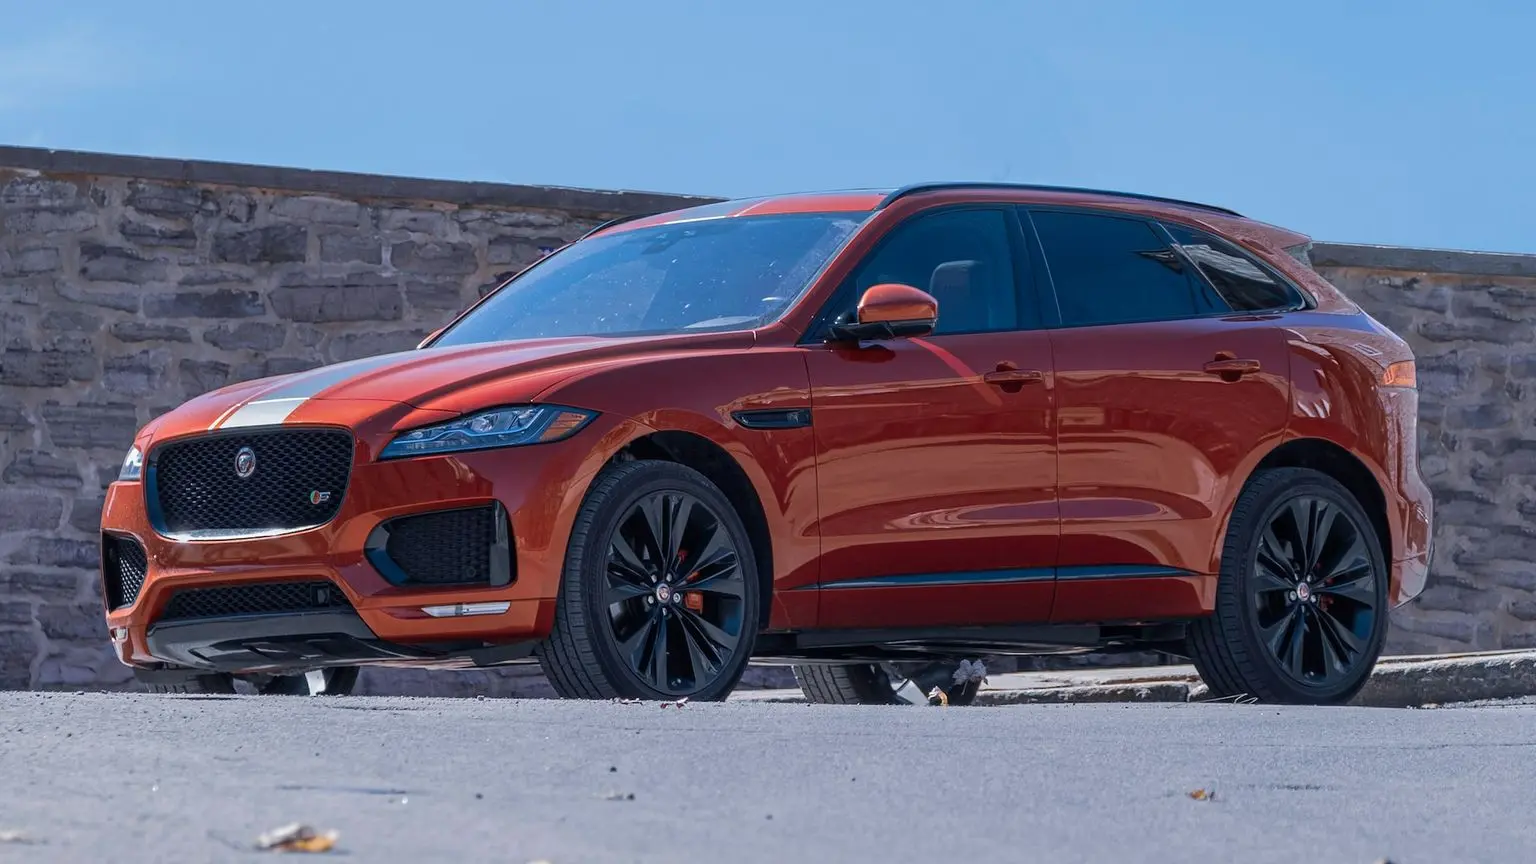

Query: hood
[151,332,754,438]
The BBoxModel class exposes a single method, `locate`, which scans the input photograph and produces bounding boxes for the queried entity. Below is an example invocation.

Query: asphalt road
[1,693,1532,863]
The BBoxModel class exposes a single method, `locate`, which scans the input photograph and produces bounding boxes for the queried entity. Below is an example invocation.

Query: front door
[1021,207,1299,623]
[802,206,1059,629]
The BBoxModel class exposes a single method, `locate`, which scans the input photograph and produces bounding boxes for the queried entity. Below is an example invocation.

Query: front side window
[1161,222,1303,312]
[434,212,867,345]
[826,208,1021,336]
[1029,209,1227,328]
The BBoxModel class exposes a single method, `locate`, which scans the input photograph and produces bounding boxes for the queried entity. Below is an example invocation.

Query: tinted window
[435,213,865,345]
[834,208,1020,335]
[1161,222,1301,311]
[1030,210,1226,327]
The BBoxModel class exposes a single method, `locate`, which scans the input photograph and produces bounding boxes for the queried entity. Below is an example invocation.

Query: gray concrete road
[0,692,1531,863]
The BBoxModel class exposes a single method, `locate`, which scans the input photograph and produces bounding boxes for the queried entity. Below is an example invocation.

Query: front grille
[102,533,148,611]
[368,504,513,587]
[159,580,353,622]
[151,428,354,535]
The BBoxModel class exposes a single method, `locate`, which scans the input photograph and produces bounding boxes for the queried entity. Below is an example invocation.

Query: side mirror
[417,327,444,349]
[829,283,938,342]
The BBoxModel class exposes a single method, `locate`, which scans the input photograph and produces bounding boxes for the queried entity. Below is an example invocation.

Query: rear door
[1020,207,1301,623]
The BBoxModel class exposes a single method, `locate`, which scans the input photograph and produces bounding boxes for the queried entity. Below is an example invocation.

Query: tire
[256,666,360,696]
[141,672,237,695]
[793,661,985,706]
[536,459,761,701]
[1187,467,1390,705]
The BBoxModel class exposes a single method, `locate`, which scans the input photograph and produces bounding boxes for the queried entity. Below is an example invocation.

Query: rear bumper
[99,414,633,673]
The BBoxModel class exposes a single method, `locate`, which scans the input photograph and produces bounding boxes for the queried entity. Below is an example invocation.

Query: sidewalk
[731,649,1536,708]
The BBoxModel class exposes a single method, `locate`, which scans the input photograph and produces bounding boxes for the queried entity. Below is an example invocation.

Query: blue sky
[2,1,1533,253]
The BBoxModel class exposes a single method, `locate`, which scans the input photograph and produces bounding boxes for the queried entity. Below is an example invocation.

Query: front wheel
[536,459,760,701]
[1187,467,1389,705]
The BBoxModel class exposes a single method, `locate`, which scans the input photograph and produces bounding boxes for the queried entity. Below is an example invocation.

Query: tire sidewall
[573,462,760,701]
[1228,472,1390,703]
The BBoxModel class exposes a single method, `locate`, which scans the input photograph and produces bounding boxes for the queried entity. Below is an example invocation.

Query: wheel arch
[602,427,778,633]
[1233,436,1393,575]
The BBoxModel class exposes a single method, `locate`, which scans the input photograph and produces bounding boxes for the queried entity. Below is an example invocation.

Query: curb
[734,650,1536,708]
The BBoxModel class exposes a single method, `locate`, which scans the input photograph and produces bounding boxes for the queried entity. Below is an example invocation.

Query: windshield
[433,212,867,345]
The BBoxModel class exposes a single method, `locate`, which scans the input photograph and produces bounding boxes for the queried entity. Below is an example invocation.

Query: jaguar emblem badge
[234,446,257,479]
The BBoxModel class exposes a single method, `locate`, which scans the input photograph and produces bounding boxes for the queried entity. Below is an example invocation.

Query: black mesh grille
[152,429,353,534]
[159,581,353,621]
[382,506,500,585]
[102,534,148,611]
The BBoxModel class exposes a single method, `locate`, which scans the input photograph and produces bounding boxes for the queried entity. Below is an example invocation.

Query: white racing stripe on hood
[210,351,413,430]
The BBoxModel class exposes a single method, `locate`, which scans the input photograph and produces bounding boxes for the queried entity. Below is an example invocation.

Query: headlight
[118,446,144,481]
[379,405,596,460]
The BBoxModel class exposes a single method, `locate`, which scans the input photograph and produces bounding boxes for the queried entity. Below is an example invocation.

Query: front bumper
[100,416,625,675]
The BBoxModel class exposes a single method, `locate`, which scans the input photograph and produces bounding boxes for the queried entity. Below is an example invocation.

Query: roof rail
[876,182,1242,217]
[580,211,656,240]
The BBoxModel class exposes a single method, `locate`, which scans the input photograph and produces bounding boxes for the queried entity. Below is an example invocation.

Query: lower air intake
[159,581,353,622]
[366,504,513,587]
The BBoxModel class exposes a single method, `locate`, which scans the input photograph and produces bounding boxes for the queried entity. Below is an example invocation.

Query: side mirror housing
[829,283,938,341]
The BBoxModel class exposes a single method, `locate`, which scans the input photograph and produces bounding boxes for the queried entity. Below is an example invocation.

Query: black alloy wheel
[603,489,750,696]
[1187,467,1389,705]
[537,460,760,700]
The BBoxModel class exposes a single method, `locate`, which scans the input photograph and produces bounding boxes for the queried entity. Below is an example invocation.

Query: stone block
[203,322,287,351]
[318,230,383,265]
[0,246,62,277]
[102,349,170,396]
[68,497,104,535]
[263,356,322,377]
[125,181,210,218]
[0,491,65,531]
[0,570,79,602]
[119,217,197,249]
[40,402,139,451]
[379,208,450,234]
[3,450,83,489]
[111,321,192,343]
[79,243,170,283]
[143,289,265,319]
[0,630,39,689]
[2,209,97,234]
[37,603,107,642]
[270,194,363,225]
[0,349,96,387]
[212,224,308,264]
[391,240,478,275]
[42,309,102,332]
[56,283,142,313]
[272,271,403,323]
[327,330,430,363]
[179,359,233,395]
[0,177,82,209]
[35,644,133,688]
[404,278,467,312]
[6,537,100,569]
[455,208,567,233]
[0,405,32,432]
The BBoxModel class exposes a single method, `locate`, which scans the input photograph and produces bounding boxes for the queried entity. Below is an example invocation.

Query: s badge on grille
[309,491,331,505]
[234,446,257,479]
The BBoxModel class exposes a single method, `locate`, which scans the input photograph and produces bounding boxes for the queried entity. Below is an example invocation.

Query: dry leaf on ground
[256,823,340,853]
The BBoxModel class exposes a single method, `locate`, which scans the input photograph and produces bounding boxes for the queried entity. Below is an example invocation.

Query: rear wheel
[793,660,986,706]
[141,672,237,695]
[137,667,360,696]
[1188,467,1389,705]
[536,459,760,701]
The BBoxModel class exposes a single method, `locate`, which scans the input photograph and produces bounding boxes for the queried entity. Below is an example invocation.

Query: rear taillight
[1381,360,1416,389]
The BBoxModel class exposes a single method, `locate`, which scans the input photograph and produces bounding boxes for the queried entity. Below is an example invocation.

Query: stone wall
[0,145,1531,693]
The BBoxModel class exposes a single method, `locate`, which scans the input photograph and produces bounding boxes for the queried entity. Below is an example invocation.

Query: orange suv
[100,183,1432,706]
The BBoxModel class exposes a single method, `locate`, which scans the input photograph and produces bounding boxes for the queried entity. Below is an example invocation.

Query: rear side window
[1161,222,1302,312]
[1029,210,1226,327]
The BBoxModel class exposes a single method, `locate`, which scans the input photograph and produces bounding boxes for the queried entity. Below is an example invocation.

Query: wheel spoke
[1259,609,1296,659]
[1320,533,1369,586]
[666,496,694,563]
[649,613,670,690]
[604,571,653,607]
[637,496,669,565]
[1258,524,1296,581]
[610,533,654,584]
[676,606,739,656]
[617,612,660,676]
[1285,608,1308,678]
[1253,559,1294,595]
[1305,501,1337,576]
[1315,607,1364,674]
[1318,569,1376,607]
[677,612,722,683]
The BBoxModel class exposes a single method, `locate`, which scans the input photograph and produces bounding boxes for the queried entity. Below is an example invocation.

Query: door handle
[1203,356,1261,380]
[982,363,1044,392]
